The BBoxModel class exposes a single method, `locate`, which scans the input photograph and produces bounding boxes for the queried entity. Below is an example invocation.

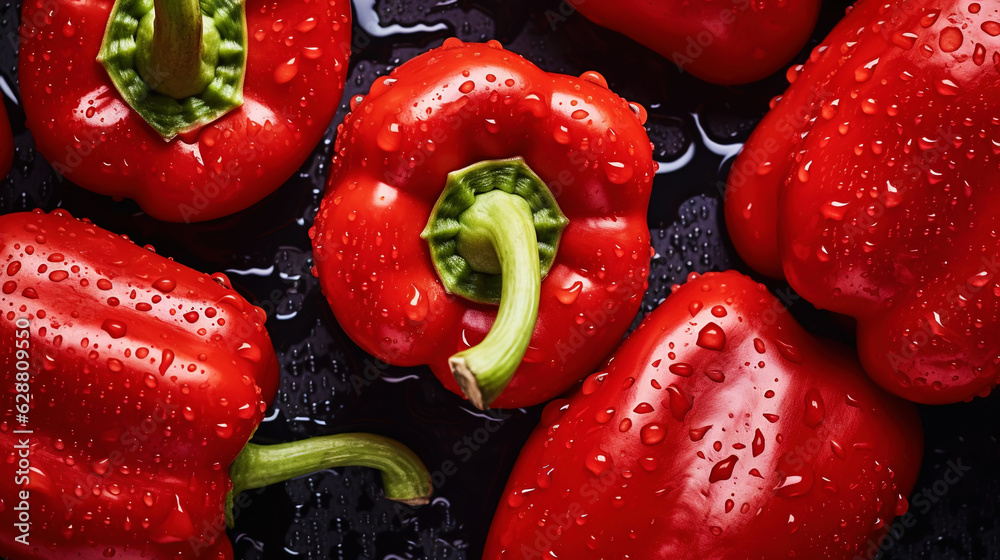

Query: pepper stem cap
[421,158,569,409]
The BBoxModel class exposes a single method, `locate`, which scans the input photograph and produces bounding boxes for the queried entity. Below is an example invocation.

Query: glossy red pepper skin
[724,0,1000,404]
[576,0,821,85]
[0,102,12,180]
[0,210,278,559]
[18,0,351,223]
[485,271,923,559]
[311,39,656,409]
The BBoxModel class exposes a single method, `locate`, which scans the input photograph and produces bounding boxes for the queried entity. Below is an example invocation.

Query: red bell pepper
[485,270,923,559]
[0,101,12,180]
[18,0,351,223]
[575,0,821,85]
[0,209,431,559]
[311,39,656,410]
[724,0,1000,404]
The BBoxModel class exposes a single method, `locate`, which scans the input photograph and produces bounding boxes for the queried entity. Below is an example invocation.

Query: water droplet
[666,385,693,421]
[349,94,364,111]
[101,319,127,339]
[981,21,1000,36]
[896,494,909,516]
[974,43,987,65]
[688,300,703,316]
[518,93,549,118]
[628,102,647,125]
[696,322,726,351]
[969,270,992,288]
[237,342,261,363]
[507,489,525,508]
[855,58,879,82]
[603,161,633,185]
[404,284,429,321]
[552,125,572,145]
[891,31,917,49]
[751,428,766,457]
[295,17,317,33]
[274,58,299,84]
[763,413,780,423]
[640,423,665,445]
[668,362,693,377]
[936,78,961,96]
[633,402,654,414]
[556,281,583,304]
[774,464,815,498]
[152,278,175,293]
[159,349,175,375]
[580,71,608,88]
[689,425,711,441]
[595,407,615,423]
[774,339,802,363]
[709,455,739,483]
[581,372,607,395]
[585,449,613,475]
[939,27,964,52]
[215,423,233,439]
[803,389,825,428]
[377,117,402,152]
[831,440,847,459]
[459,80,475,94]
[705,369,725,383]
[820,200,848,221]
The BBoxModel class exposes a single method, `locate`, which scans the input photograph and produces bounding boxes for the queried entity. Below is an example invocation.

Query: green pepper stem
[449,190,542,410]
[139,0,219,98]
[226,434,432,527]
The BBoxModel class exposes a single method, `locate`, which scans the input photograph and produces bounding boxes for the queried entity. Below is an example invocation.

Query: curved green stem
[136,0,220,98]
[449,190,541,410]
[226,434,432,527]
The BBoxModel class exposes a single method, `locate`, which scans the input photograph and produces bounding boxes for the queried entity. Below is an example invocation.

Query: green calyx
[226,433,432,528]
[421,158,569,409]
[97,0,247,140]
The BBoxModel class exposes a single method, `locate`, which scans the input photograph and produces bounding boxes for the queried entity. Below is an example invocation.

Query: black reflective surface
[1,0,998,558]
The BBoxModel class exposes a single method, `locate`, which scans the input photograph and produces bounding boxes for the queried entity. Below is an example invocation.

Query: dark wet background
[1,0,998,558]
